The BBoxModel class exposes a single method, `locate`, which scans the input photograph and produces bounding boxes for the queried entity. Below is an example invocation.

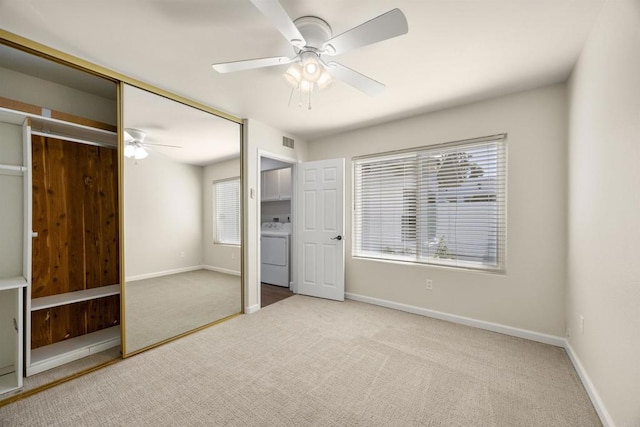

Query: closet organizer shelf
[30,284,120,311]
[0,276,27,291]
[29,326,120,376]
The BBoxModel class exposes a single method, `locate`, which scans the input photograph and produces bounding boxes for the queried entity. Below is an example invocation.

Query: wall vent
[282,136,294,149]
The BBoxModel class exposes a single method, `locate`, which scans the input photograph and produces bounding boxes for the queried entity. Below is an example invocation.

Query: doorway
[258,152,296,308]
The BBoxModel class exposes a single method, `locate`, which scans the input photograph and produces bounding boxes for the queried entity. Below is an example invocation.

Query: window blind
[214,178,240,245]
[353,136,506,271]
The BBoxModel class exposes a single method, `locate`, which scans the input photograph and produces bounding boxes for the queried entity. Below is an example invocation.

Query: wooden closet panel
[83,145,119,289]
[50,303,87,344]
[31,136,85,297]
[32,137,119,296]
[65,142,88,293]
[30,309,52,349]
[87,295,120,332]
[31,303,89,350]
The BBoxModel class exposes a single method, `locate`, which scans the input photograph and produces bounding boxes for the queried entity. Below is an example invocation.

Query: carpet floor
[0,295,600,426]
[125,269,241,353]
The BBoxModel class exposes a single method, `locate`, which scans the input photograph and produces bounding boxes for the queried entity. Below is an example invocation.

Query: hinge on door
[13,318,18,333]
[32,231,38,238]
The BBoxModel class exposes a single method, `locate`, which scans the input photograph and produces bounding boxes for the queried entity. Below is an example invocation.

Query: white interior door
[296,159,345,301]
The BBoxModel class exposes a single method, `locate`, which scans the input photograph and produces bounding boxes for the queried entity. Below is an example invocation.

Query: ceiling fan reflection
[124,128,181,159]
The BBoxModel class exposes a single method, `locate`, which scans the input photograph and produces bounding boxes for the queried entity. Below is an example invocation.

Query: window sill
[213,242,240,248]
[351,255,506,276]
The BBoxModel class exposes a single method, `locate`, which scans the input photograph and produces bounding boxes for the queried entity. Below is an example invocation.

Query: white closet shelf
[31,284,120,311]
[0,276,27,291]
[28,326,120,376]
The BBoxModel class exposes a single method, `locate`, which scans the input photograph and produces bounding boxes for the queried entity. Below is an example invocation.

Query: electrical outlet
[425,279,433,290]
[580,315,584,334]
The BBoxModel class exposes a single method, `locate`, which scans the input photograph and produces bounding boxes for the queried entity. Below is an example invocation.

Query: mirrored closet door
[122,84,242,355]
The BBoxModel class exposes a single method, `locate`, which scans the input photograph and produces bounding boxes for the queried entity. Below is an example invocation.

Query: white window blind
[214,178,240,245]
[353,135,506,271]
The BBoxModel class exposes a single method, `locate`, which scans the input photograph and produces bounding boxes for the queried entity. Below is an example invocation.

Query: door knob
[331,235,342,241]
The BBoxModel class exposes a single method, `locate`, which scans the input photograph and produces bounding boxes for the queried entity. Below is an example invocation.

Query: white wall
[261,200,291,223]
[0,66,116,125]
[124,155,203,280]
[567,0,640,425]
[0,121,23,278]
[308,84,567,337]
[203,157,241,275]
[243,119,307,312]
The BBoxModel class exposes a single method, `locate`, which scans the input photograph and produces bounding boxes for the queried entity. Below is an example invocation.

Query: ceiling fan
[212,0,408,101]
[124,129,181,160]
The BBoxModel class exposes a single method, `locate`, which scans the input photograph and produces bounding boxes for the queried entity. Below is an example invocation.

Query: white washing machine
[261,222,292,287]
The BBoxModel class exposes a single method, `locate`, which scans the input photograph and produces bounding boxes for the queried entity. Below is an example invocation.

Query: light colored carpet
[0,295,600,426]
[125,269,241,353]
[1,347,121,400]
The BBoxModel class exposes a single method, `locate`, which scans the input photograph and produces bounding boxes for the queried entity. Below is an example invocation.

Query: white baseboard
[345,293,565,347]
[126,265,203,282]
[202,265,241,277]
[564,341,614,427]
[245,304,260,314]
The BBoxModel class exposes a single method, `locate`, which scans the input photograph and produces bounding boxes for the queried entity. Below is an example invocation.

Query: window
[353,135,506,271]
[214,178,240,245]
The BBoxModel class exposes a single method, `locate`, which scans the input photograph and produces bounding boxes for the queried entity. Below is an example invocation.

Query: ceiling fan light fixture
[317,69,333,90]
[283,57,333,93]
[300,52,322,83]
[124,143,149,160]
[299,79,314,93]
[283,63,303,87]
[133,146,149,160]
[124,144,136,158]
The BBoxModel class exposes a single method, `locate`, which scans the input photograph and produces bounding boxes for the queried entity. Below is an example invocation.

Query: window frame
[352,134,507,273]
[213,177,241,246]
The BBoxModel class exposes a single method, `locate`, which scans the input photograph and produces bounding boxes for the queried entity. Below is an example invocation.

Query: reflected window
[214,178,240,245]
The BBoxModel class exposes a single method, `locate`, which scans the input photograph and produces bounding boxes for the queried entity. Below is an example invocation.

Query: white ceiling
[0,0,604,141]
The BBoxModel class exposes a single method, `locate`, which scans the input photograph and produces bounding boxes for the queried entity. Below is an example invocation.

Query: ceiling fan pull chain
[298,85,303,108]
[288,87,295,107]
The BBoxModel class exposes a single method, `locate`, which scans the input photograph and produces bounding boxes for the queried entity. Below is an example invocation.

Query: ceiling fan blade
[212,56,296,73]
[249,0,306,47]
[326,62,385,96]
[322,8,408,56]
[143,143,182,149]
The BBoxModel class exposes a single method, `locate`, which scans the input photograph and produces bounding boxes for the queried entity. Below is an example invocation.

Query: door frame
[256,149,298,309]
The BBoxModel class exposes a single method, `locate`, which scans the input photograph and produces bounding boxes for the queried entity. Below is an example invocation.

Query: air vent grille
[282,136,294,149]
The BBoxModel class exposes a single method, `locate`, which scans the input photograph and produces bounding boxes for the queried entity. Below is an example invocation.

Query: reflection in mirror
[122,84,241,355]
